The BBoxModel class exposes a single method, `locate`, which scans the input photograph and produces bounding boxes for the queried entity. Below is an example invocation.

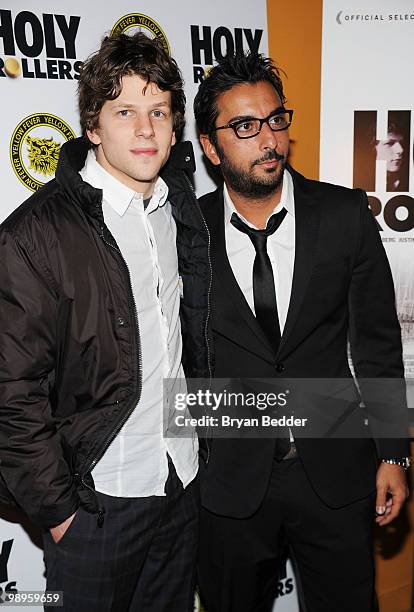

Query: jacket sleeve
[0,226,79,529]
[348,190,410,458]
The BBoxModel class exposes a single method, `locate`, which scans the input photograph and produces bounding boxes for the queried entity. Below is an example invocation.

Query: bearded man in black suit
[193,52,410,612]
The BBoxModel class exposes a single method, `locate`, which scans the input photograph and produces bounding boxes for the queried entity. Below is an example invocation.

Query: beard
[216,145,287,198]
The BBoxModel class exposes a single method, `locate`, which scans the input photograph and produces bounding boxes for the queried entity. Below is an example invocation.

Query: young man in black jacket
[193,52,410,612]
[0,33,210,611]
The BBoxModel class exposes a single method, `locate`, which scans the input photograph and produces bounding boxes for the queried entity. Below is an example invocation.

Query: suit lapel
[204,189,277,363]
[278,168,321,355]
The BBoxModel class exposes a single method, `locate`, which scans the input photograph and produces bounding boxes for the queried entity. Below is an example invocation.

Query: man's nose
[393,141,403,156]
[258,121,280,149]
[134,114,155,138]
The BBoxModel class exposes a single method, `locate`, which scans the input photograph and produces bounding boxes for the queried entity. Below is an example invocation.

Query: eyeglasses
[212,109,293,140]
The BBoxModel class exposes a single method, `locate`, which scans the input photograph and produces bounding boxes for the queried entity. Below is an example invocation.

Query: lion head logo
[25,135,61,176]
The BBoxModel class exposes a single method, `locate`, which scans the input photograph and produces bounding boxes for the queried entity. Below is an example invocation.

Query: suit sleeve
[0,227,79,528]
[348,190,410,458]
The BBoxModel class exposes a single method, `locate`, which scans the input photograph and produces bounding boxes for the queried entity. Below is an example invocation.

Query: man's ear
[199,134,221,166]
[171,131,176,146]
[86,128,101,147]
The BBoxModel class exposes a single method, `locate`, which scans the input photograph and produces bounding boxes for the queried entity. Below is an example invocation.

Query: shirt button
[275,363,285,373]
[117,316,126,328]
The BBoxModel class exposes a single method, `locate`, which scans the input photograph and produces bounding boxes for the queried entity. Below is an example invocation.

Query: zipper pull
[97,507,105,528]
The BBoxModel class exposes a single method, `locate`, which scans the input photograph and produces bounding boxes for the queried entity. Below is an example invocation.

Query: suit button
[275,363,285,373]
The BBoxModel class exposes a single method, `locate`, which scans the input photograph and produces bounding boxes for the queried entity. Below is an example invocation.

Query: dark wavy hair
[194,52,286,145]
[78,32,185,137]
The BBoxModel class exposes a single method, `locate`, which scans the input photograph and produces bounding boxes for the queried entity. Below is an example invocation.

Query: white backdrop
[0,2,300,609]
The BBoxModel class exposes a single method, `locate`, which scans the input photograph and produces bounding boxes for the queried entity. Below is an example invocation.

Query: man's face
[375,132,404,173]
[200,81,290,198]
[87,74,176,196]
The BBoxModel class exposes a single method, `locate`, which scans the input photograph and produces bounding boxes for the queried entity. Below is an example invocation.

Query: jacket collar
[160,140,196,201]
[55,137,102,219]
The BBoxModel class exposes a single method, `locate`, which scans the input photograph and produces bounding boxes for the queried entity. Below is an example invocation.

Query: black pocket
[54,506,83,547]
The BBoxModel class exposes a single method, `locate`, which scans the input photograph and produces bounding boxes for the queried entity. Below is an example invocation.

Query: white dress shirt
[224,169,296,334]
[80,151,198,498]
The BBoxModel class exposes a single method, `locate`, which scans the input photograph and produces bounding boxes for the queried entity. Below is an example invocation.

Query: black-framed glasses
[213,109,293,139]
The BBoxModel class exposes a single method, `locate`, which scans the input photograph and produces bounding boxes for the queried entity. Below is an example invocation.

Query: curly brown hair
[78,32,185,137]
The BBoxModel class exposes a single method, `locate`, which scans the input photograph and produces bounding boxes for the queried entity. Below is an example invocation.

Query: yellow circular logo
[111,14,170,54]
[10,113,76,192]
[4,57,21,78]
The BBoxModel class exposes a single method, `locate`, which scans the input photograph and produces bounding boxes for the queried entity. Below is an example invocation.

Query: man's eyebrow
[227,107,285,124]
[149,101,171,109]
[111,101,171,109]
[111,102,135,109]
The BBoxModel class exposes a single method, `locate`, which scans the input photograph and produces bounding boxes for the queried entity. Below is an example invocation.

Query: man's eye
[270,115,284,125]
[237,121,254,132]
[152,110,166,118]
[118,110,131,117]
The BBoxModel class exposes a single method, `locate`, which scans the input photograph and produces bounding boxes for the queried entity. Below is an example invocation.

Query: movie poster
[319,1,414,404]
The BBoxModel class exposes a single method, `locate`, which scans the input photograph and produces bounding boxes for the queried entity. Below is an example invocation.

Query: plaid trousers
[43,464,199,612]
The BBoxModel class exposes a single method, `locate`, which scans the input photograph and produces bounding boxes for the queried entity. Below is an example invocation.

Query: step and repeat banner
[1,0,269,215]
[0,2,299,610]
[319,0,414,394]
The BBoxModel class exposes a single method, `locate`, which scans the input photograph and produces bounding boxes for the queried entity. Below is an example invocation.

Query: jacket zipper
[183,175,213,464]
[77,222,143,525]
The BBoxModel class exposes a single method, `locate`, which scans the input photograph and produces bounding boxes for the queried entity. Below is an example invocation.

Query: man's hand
[375,463,409,526]
[50,512,77,544]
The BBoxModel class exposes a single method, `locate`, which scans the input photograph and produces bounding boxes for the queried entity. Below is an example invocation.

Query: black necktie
[231,208,287,348]
[231,208,291,460]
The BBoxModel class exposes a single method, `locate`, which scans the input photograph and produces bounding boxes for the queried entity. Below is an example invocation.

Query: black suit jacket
[198,166,409,518]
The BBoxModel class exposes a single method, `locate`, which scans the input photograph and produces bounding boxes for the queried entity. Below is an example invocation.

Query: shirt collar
[224,167,295,229]
[80,150,169,217]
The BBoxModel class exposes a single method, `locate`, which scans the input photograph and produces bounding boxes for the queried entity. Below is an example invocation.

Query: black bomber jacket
[0,137,212,529]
